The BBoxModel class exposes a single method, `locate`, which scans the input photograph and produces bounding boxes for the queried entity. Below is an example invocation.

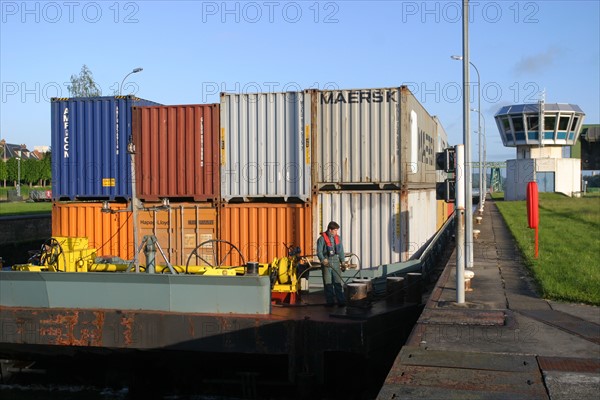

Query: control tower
[494,101,585,200]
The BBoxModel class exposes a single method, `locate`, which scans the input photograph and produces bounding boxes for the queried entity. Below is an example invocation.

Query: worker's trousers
[322,257,345,305]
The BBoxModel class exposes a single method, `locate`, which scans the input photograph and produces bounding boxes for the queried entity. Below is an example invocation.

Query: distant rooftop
[581,125,600,142]
[0,141,40,160]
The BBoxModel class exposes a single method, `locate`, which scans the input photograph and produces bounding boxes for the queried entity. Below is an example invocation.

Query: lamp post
[450,0,471,303]
[451,43,474,270]
[483,129,487,202]
[1,139,6,187]
[16,152,21,198]
[119,67,143,95]
[471,108,486,211]
[452,56,482,214]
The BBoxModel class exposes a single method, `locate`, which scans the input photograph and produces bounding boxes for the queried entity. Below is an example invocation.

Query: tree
[584,174,600,188]
[6,158,18,186]
[0,160,7,187]
[23,158,42,187]
[68,64,101,97]
[40,151,52,186]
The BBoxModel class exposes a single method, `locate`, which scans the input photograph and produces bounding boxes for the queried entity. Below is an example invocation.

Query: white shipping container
[406,189,438,256]
[220,91,312,202]
[316,189,439,268]
[312,87,438,188]
[434,116,450,183]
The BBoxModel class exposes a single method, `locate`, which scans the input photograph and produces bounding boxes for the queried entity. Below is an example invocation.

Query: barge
[0,215,453,398]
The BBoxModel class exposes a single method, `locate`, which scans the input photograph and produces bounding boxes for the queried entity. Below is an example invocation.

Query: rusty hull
[0,301,421,384]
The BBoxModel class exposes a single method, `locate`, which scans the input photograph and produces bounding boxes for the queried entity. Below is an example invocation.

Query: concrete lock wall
[0,215,51,245]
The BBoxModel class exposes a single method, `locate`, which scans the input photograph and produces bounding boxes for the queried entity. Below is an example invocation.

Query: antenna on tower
[538,89,545,148]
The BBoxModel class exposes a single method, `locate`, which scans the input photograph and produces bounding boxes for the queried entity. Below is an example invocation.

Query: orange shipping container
[52,202,134,260]
[52,202,218,266]
[132,104,220,202]
[219,203,313,266]
[436,199,454,230]
[138,202,217,266]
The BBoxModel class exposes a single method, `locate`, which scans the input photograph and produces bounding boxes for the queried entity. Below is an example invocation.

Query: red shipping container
[132,104,220,202]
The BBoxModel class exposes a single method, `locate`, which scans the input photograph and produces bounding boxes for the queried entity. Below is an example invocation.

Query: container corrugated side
[406,189,438,255]
[316,191,405,268]
[52,201,133,260]
[312,86,437,188]
[51,96,159,201]
[402,90,438,188]
[220,92,312,202]
[219,203,313,265]
[316,189,439,267]
[138,202,217,266]
[132,104,220,202]
[434,116,450,184]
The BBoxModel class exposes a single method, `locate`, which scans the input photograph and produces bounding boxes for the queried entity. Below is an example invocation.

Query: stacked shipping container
[218,91,314,262]
[219,92,312,202]
[51,86,451,269]
[312,87,445,265]
[51,96,159,262]
[51,96,159,201]
[132,104,220,202]
[312,87,438,189]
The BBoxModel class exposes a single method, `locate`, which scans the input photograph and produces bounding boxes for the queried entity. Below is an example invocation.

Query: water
[0,360,249,400]
[0,383,244,400]
[0,384,129,400]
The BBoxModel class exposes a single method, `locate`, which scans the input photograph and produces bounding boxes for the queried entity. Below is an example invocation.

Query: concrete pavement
[378,197,600,399]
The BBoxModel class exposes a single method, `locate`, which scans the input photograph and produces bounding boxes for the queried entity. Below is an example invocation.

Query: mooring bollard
[345,283,370,314]
[465,270,475,292]
[352,277,373,301]
[386,276,405,304]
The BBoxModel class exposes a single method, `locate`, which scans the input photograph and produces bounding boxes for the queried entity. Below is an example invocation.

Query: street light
[480,113,487,206]
[450,52,481,268]
[119,67,143,95]
[1,139,6,187]
[15,152,21,198]
[452,55,483,209]
[471,108,487,211]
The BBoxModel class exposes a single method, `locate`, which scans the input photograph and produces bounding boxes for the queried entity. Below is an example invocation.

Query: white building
[495,103,585,200]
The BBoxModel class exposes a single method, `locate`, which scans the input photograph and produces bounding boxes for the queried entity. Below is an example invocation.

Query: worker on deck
[317,221,346,307]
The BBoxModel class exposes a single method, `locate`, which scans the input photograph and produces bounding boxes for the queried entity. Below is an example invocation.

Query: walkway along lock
[526,181,539,258]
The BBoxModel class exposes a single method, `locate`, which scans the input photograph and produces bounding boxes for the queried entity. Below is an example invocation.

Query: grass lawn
[490,192,600,305]
[0,186,52,215]
[0,201,52,215]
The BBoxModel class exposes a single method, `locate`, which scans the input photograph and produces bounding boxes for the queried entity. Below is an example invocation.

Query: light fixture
[119,67,144,95]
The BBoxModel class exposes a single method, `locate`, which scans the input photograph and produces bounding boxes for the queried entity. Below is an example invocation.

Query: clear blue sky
[1,0,599,162]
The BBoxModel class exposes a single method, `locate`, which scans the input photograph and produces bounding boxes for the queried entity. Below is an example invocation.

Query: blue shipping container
[51,96,159,200]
